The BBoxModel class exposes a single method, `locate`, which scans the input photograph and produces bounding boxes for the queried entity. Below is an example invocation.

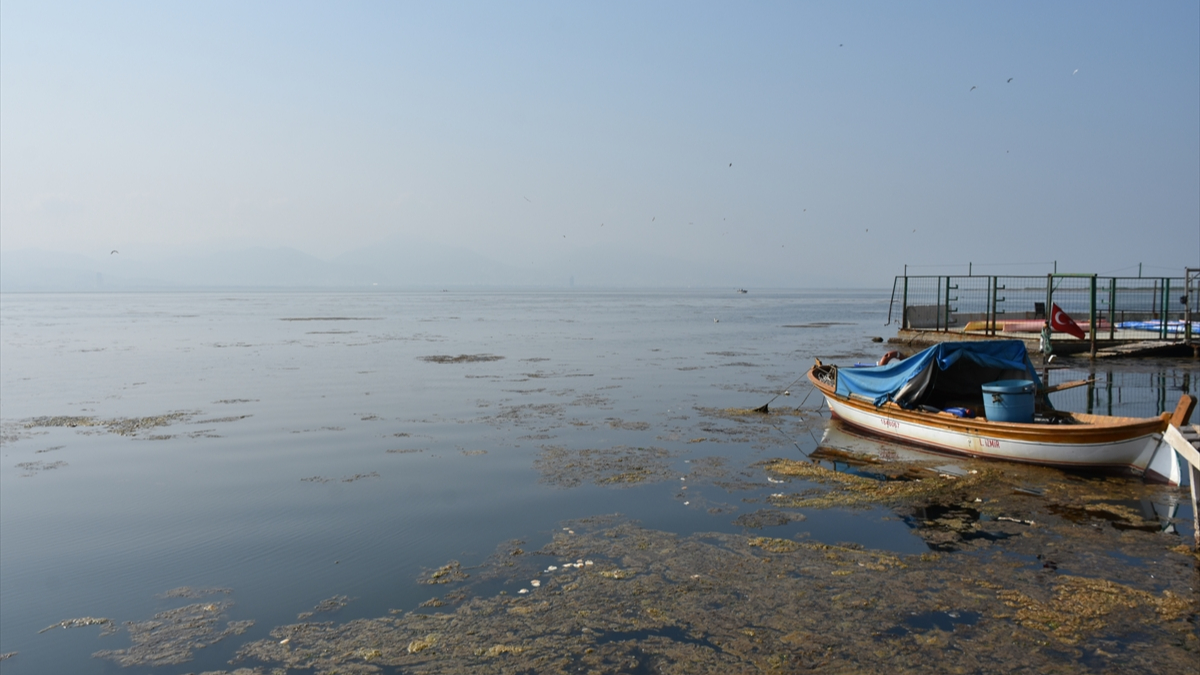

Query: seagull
[729,163,732,167]
[1072,69,1078,75]
[110,250,119,255]
[970,86,976,91]
[1007,78,1013,83]
[524,196,531,202]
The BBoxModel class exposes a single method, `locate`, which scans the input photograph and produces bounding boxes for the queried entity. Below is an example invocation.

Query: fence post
[1090,275,1097,358]
[1162,278,1171,340]
[944,277,951,332]
[1108,278,1116,341]
[1185,272,1192,348]
[902,276,909,330]
[936,277,942,332]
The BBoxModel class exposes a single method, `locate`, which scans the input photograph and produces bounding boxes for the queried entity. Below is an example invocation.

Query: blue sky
[2,1,1197,285]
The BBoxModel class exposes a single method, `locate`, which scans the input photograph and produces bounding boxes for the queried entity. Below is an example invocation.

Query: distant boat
[736,288,748,294]
[807,340,1182,484]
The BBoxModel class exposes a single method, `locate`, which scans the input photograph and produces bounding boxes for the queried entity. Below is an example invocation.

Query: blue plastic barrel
[981,380,1036,423]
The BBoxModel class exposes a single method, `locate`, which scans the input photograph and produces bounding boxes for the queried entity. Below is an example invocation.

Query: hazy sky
[2,1,1198,285]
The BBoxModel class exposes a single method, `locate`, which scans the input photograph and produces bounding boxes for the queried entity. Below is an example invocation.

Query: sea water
[0,289,1194,673]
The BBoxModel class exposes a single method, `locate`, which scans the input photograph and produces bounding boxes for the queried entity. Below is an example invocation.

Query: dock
[1093,340,1190,359]
[888,269,1198,359]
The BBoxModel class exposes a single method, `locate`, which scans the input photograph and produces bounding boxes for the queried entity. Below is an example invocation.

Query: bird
[652,217,655,221]
[110,250,119,255]
[1072,69,1078,75]
[1007,78,1013,83]
[839,44,843,47]
[970,86,977,91]
[523,196,531,202]
[729,163,732,167]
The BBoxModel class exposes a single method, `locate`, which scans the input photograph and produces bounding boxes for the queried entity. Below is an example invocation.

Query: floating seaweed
[92,601,252,667]
[232,516,1197,674]
[298,596,352,620]
[534,445,675,488]
[420,354,504,364]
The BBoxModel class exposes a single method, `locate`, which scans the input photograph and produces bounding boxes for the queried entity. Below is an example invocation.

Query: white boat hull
[820,394,1180,485]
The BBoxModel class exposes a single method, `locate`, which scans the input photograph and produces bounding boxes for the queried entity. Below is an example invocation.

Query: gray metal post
[1108,278,1116,340]
[1163,278,1171,340]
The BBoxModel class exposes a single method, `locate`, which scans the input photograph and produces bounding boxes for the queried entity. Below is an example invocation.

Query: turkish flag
[1050,303,1087,339]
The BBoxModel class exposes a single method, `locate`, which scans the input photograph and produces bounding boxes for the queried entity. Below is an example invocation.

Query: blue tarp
[1115,320,1200,335]
[835,340,1041,407]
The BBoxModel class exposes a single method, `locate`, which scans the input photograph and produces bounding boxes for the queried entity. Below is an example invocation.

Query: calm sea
[0,289,1194,673]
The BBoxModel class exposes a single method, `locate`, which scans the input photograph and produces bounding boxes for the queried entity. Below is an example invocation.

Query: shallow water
[0,289,1196,673]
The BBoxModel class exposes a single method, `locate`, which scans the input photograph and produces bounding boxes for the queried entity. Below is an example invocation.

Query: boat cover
[835,340,1041,407]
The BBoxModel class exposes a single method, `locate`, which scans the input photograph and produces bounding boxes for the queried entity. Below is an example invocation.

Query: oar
[1040,378,1096,395]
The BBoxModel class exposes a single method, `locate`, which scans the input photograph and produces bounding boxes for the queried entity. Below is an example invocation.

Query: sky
[1,1,1198,286]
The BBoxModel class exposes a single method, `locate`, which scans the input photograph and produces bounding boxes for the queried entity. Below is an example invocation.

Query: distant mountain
[332,236,533,286]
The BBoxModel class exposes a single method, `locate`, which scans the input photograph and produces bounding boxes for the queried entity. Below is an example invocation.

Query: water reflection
[1042,362,1198,418]
[814,419,1185,544]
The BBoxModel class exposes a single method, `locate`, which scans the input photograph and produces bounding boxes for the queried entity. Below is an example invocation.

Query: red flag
[1050,303,1087,339]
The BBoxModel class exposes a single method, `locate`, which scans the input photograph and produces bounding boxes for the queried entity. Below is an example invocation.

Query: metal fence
[887,272,1199,344]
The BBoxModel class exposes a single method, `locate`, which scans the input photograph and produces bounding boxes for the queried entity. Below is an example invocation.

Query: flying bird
[1072,69,1078,75]
[729,163,732,167]
[1007,78,1013,83]
[970,86,976,91]
[110,250,119,255]
[524,196,531,202]
[652,217,655,221]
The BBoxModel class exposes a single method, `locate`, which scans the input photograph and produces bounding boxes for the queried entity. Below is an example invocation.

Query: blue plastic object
[981,379,1036,423]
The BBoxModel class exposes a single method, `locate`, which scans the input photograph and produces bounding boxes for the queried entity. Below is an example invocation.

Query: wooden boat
[807,340,1182,484]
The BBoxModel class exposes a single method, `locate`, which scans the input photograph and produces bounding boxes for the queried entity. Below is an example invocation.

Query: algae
[93,601,253,667]
[420,354,504,364]
[232,517,1197,674]
[534,445,675,488]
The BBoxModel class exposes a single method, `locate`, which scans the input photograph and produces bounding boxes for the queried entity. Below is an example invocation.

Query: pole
[1162,278,1171,340]
[1108,277,1116,341]
[1089,275,1097,358]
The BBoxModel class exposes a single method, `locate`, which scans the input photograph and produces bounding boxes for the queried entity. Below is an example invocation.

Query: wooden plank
[1093,340,1179,358]
[1163,425,1200,470]
[1170,394,1197,427]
